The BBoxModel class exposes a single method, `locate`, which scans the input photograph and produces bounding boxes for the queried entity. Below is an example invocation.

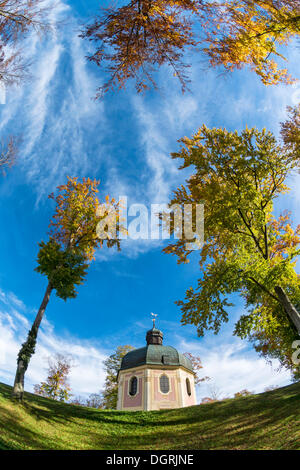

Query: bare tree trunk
[274,285,300,335]
[12,282,52,400]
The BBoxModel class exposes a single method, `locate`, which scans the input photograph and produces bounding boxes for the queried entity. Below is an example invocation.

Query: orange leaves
[183,352,210,384]
[280,103,300,157]
[81,0,201,96]
[269,212,300,261]
[203,0,300,85]
[48,177,120,262]
[34,354,73,402]
[81,0,299,94]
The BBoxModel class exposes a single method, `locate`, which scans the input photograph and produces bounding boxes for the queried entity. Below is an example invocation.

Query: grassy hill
[0,381,299,450]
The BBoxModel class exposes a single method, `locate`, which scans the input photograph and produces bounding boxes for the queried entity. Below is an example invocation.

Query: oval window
[129,376,138,396]
[160,374,169,394]
[186,378,191,396]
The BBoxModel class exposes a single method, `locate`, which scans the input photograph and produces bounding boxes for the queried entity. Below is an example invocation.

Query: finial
[151,312,158,329]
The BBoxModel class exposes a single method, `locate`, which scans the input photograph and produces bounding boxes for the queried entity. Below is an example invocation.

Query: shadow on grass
[0,381,299,450]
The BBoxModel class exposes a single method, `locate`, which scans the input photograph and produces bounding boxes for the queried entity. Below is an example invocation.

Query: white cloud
[0,1,106,202]
[1,1,298,262]
[132,94,192,204]
[176,334,292,402]
[0,287,294,405]
[0,289,108,398]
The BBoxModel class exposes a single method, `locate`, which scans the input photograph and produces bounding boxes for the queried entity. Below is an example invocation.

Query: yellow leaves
[48,177,120,262]
[82,0,299,94]
[202,0,299,86]
[268,212,300,262]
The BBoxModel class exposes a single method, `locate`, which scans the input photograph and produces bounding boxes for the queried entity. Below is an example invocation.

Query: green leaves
[178,258,237,336]
[101,345,135,409]
[17,325,38,371]
[35,239,88,301]
[165,112,300,375]
[35,177,121,301]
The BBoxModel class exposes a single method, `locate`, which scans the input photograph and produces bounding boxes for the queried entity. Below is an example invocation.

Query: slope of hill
[0,381,299,450]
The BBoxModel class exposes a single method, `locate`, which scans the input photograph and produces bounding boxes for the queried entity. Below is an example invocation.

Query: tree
[81,0,300,96]
[70,393,103,408]
[101,345,135,409]
[12,177,121,400]
[234,389,253,398]
[0,1,51,181]
[264,384,278,391]
[183,352,210,384]
[201,382,224,402]
[0,0,51,85]
[80,0,200,97]
[203,0,300,87]
[201,396,215,404]
[207,382,222,401]
[163,104,300,377]
[34,354,73,402]
[280,103,300,155]
[0,136,18,174]
[85,393,103,409]
[70,396,86,406]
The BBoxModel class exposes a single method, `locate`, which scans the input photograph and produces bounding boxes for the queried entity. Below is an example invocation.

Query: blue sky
[0,0,299,401]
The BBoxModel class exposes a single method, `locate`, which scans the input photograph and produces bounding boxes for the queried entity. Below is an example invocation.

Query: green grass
[0,381,299,450]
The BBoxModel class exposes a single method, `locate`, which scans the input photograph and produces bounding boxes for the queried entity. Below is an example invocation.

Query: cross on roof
[151,312,158,328]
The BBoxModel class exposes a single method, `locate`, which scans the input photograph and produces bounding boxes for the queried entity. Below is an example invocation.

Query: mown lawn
[0,381,299,450]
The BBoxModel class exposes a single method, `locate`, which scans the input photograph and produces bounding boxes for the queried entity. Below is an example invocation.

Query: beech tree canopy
[81,0,300,96]
[164,104,300,378]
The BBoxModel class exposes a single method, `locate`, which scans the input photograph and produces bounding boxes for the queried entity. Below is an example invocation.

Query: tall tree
[101,345,135,409]
[164,104,300,377]
[34,354,73,402]
[12,177,121,400]
[0,0,51,85]
[81,0,300,96]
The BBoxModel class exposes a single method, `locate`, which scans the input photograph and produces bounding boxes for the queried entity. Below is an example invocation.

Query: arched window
[129,376,138,396]
[160,374,169,394]
[186,378,191,396]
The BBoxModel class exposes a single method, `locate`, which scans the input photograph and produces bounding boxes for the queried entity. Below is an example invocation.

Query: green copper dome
[119,327,194,373]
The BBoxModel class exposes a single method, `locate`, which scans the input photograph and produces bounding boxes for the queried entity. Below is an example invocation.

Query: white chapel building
[117,324,196,411]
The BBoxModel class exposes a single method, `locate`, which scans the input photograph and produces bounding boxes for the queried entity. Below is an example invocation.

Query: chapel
[117,322,196,411]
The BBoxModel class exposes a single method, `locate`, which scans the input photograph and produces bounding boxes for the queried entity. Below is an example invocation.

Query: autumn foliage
[81,0,300,95]
[35,177,121,300]
[183,352,210,384]
[164,105,300,377]
[34,354,73,402]
[12,177,121,400]
[81,0,202,96]
[48,177,120,260]
[203,0,300,86]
